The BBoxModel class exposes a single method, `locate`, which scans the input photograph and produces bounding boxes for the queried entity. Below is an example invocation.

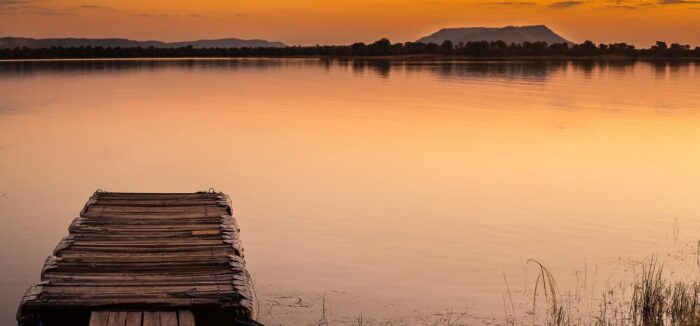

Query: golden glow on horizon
[0,0,699,46]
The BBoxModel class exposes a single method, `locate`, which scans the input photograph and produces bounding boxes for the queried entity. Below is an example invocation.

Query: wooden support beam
[178,311,195,326]
[142,311,160,326]
[89,311,109,326]
[159,311,178,326]
[106,311,127,326]
[125,311,142,326]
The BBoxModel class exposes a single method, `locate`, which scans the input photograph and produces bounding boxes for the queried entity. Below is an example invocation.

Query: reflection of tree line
[0,58,316,76]
[336,60,567,80]
[0,58,694,81]
[1,39,699,59]
[334,60,695,80]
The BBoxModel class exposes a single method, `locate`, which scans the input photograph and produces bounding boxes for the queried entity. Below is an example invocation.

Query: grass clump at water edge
[522,257,700,326]
[627,257,700,326]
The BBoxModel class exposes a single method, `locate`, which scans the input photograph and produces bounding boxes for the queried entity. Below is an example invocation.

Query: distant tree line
[1,39,699,59]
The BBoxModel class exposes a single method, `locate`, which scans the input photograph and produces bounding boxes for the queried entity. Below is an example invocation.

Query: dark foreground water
[1,59,699,325]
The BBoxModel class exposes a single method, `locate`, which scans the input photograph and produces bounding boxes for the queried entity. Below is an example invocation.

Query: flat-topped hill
[417,25,572,44]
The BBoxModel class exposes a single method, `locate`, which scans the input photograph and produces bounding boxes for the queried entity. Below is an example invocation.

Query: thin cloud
[604,2,655,8]
[137,13,174,18]
[0,5,61,15]
[136,13,204,18]
[550,0,584,7]
[0,0,33,5]
[80,4,112,10]
[659,0,700,3]
[0,0,65,15]
[487,1,536,5]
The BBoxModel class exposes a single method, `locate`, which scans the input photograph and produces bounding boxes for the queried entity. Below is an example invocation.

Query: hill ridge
[417,25,571,45]
[0,37,287,49]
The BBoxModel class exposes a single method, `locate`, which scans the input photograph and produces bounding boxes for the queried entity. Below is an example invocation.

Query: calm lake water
[1,59,699,325]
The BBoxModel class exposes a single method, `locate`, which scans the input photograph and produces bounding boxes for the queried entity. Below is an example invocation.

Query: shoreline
[1,54,699,62]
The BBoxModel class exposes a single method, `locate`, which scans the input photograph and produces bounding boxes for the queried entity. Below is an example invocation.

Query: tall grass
[667,282,700,326]
[580,257,700,326]
[527,259,571,326]
[527,257,700,326]
[625,257,700,326]
[630,258,666,325]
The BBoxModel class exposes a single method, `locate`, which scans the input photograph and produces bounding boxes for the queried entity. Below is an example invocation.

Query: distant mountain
[0,37,286,49]
[164,38,286,48]
[417,25,571,45]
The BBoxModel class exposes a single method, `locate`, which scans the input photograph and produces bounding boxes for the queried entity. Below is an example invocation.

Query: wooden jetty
[17,190,258,326]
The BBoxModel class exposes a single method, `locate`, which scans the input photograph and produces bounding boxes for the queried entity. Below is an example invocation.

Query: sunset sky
[1,0,699,47]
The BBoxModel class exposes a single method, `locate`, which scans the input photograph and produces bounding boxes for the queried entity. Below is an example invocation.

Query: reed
[630,258,666,325]
[525,257,700,326]
[665,281,700,325]
[592,257,700,326]
[527,259,571,326]
[355,313,364,326]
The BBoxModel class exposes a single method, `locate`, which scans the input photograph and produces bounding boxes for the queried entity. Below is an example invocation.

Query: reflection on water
[4,58,694,81]
[0,59,699,325]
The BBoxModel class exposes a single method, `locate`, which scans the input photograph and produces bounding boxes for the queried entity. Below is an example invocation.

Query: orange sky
[1,0,699,47]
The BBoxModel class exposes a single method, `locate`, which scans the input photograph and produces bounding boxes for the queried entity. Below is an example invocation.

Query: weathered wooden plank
[45,277,234,285]
[89,311,110,326]
[125,311,142,326]
[178,311,195,326]
[40,293,238,302]
[59,245,237,253]
[53,259,237,267]
[81,217,225,223]
[107,311,128,326]
[84,207,219,213]
[71,239,227,246]
[58,250,235,260]
[43,272,237,285]
[72,233,232,240]
[74,222,222,228]
[82,211,225,218]
[69,236,225,242]
[65,245,232,252]
[95,196,221,200]
[24,297,241,307]
[44,277,234,285]
[44,269,233,279]
[48,280,246,288]
[142,311,160,326]
[51,261,232,270]
[76,219,224,225]
[86,205,224,212]
[73,223,223,229]
[45,283,236,294]
[97,195,220,199]
[98,192,217,197]
[59,247,235,255]
[51,264,232,272]
[95,200,222,206]
[159,311,178,326]
[71,233,225,238]
[71,228,225,234]
[81,214,221,219]
[57,255,234,263]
